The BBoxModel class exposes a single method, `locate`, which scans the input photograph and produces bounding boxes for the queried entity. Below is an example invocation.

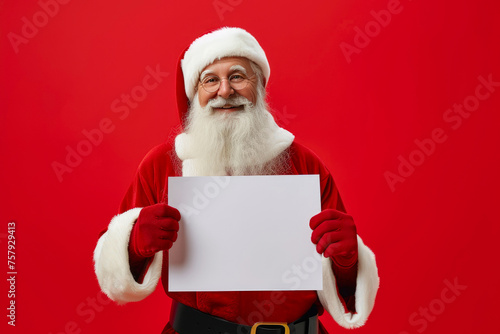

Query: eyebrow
[229,65,247,74]
[200,70,215,81]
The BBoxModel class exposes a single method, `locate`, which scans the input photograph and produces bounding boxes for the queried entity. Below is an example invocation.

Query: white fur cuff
[93,208,163,304]
[318,236,379,328]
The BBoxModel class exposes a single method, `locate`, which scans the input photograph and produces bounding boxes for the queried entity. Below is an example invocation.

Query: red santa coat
[93,139,379,333]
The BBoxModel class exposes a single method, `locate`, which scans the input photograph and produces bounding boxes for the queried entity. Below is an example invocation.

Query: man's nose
[217,79,235,99]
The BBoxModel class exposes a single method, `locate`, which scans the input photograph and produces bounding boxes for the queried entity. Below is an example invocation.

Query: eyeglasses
[199,74,255,93]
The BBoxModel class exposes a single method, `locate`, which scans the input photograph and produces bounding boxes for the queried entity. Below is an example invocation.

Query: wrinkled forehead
[199,57,254,79]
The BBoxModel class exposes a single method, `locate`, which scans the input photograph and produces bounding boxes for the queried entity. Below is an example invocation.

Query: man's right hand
[129,203,181,258]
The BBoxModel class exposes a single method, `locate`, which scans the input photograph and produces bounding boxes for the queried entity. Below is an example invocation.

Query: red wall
[1,0,499,333]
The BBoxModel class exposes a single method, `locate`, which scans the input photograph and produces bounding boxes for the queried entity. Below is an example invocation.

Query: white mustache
[207,95,252,108]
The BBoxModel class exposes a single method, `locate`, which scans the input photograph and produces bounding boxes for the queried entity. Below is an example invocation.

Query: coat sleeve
[93,144,173,304]
[319,164,379,329]
[291,142,379,328]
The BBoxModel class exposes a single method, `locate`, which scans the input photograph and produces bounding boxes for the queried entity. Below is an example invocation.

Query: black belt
[170,301,318,334]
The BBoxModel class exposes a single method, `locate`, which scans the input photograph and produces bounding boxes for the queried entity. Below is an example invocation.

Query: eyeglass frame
[198,73,257,94]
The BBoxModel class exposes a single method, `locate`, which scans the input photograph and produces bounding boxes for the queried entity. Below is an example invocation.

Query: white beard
[175,89,294,176]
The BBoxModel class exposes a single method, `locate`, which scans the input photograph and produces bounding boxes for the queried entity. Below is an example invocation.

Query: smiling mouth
[213,105,243,112]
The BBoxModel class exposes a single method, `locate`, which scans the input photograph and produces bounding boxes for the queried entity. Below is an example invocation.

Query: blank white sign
[167,175,322,291]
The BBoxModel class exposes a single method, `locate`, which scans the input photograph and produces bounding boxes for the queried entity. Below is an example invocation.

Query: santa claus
[93,27,379,334]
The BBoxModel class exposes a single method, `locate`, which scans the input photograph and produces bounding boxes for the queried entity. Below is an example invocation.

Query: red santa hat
[176,27,270,125]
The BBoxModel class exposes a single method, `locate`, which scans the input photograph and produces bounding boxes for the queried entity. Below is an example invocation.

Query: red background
[1,0,499,333]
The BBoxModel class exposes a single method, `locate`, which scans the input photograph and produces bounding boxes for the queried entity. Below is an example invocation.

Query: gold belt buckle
[250,322,290,334]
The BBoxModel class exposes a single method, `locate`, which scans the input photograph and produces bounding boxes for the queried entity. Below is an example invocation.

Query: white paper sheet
[167,175,322,291]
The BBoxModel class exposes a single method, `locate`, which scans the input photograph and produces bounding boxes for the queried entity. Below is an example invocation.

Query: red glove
[310,209,358,268]
[129,203,181,259]
[310,209,358,310]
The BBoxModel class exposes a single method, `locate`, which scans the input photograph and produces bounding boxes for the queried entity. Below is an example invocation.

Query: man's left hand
[310,209,358,268]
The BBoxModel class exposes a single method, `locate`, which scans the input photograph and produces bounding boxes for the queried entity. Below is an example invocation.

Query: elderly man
[94,27,379,334]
